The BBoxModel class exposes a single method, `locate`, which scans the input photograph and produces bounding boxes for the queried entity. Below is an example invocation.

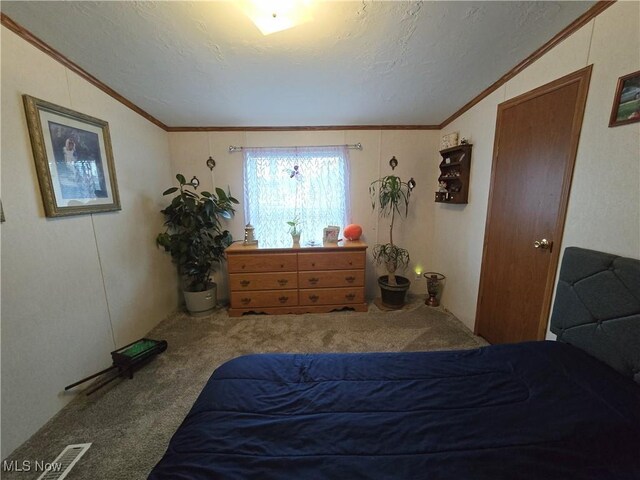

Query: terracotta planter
[378,275,411,309]
[183,283,217,316]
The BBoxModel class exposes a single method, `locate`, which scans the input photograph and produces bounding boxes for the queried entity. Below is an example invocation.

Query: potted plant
[287,216,301,246]
[157,174,238,316]
[370,174,413,308]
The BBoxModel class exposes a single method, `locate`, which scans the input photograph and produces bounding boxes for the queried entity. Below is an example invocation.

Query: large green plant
[370,175,411,286]
[157,174,238,292]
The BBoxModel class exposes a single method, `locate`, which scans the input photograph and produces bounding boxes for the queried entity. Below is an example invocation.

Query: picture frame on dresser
[322,226,340,244]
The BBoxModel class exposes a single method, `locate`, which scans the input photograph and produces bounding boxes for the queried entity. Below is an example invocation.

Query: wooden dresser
[226,240,367,317]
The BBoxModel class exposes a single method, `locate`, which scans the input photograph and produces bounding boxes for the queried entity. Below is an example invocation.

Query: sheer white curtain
[243,146,350,247]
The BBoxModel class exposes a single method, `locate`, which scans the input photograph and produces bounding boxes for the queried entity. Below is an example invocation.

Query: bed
[149,247,640,479]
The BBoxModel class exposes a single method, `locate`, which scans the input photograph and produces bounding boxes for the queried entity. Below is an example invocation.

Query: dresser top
[226,239,367,254]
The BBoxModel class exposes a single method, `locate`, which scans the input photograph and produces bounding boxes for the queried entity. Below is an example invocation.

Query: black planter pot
[378,275,411,309]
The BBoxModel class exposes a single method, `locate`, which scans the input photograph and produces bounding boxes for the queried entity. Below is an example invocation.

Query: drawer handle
[309,294,319,303]
[345,276,355,283]
[240,280,251,287]
[241,264,246,269]
[280,264,284,268]
[278,296,289,303]
[308,277,319,285]
[345,293,356,301]
[348,261,353,265]
[240,297,251,305]
[311,262,316,267]
[277,279,289,286]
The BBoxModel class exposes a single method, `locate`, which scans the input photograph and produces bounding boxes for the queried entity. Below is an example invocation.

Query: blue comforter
[149,341,640,479]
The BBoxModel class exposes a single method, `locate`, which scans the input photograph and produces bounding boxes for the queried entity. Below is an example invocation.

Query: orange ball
[343,224,363,241]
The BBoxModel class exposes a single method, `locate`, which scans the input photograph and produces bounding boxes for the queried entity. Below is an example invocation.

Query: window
[243,146,350,247]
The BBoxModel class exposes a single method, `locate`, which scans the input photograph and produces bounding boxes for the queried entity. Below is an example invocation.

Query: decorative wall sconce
[423,272,446,307]
[408,177,417,191]
[206,156,216,170]
[389,156,398,170]
[190,176,200,189]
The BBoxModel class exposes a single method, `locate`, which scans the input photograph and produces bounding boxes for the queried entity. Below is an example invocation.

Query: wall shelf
[435,144,472,204]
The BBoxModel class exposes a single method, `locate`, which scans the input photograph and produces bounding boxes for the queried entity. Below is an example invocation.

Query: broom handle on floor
[64,365,118,391]
[85,369,123,395]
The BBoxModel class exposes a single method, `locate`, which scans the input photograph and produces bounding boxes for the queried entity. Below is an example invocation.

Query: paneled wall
[430,1,640,332]
[168,130,440,301]
[1,27,179,458]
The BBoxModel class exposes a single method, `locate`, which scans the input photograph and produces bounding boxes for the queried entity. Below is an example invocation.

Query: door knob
[534,238,552,249]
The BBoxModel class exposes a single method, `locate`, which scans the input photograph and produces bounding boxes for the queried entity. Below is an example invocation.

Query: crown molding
[1,12,168,131]
[439,0,615,129]
[2,1,616,133]
[165,125,440,132]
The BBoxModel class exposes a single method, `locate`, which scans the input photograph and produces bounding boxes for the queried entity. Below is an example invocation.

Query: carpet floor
[3,297,487,480]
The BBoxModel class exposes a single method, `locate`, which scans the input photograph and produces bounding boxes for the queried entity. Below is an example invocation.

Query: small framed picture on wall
[609,70,640,127]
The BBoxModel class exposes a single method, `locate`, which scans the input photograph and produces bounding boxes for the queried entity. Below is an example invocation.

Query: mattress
[149,341,640,479]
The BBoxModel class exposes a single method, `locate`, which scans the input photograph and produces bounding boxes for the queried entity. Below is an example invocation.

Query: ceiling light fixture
[238,0,314,35]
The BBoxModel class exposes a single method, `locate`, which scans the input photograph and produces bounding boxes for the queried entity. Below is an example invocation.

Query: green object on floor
[64,338,168,396]
[121,339,159,358]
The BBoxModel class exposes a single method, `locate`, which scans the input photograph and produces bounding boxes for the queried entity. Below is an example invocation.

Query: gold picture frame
[23,95,121,217]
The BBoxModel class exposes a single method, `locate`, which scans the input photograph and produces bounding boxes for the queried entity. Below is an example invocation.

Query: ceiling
[1,1,596,128]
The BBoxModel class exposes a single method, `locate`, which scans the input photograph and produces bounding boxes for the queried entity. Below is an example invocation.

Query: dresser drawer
[298,252,365,271]
[298,270,365,289]
[228,253,297,273]
[299,287,364,306]
[229,272,298,291]
[231,289,298,308]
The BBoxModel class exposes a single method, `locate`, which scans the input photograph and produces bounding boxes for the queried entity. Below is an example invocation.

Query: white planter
[183,284,217,317]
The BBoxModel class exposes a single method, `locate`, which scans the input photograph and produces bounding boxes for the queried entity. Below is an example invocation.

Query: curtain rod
[228,143,362,153]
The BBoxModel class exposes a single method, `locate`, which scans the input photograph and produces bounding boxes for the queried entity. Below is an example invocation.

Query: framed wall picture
[609,70,640,127]
[23,95,121,217]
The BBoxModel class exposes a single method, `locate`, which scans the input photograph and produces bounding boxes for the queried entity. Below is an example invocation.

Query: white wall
[431,1,640,332]
[168,130,440,301]
[1,27,179,458]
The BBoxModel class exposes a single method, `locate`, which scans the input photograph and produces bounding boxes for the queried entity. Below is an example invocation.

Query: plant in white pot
[157,174,238,316]
[370,174,413,309]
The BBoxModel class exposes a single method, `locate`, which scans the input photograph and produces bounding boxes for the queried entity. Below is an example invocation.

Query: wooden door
[475,66,592,344]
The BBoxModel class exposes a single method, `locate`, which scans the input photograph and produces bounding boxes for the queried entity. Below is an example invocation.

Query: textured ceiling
[1,1,595,127]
